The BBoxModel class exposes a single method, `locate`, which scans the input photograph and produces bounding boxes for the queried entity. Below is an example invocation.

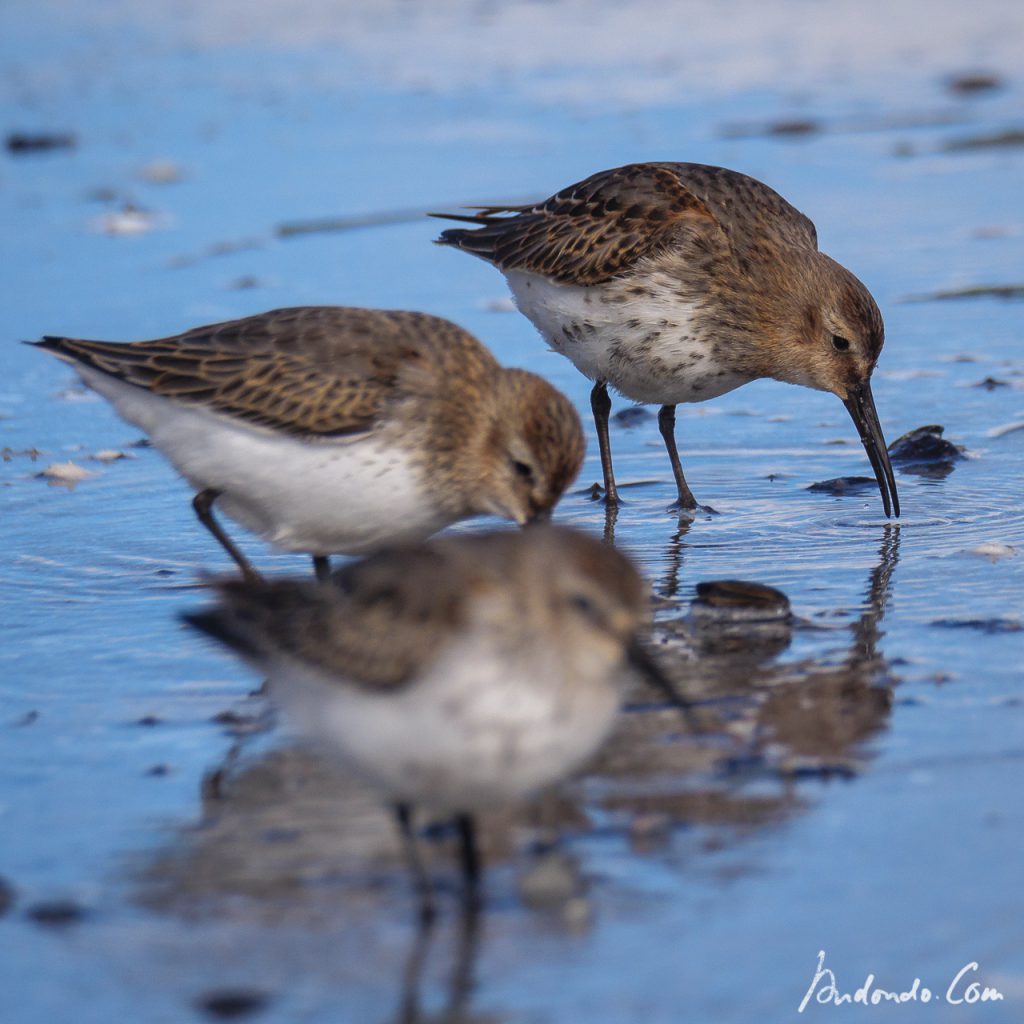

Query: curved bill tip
[521,506,552,528]
[842,380,900,518]
[626,640,700,731]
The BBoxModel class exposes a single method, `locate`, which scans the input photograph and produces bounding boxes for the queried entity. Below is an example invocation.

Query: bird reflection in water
[139,528,902,964]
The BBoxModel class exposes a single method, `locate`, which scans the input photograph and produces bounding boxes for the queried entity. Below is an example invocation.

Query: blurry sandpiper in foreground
[33,307,585,580]
[184,525,690,918]
[435,162,899,517]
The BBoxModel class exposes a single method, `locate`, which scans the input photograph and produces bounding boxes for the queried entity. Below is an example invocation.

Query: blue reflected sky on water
[1,2,1023,1020]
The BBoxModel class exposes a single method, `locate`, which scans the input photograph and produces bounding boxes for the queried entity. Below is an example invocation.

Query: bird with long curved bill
[434,161,900,518]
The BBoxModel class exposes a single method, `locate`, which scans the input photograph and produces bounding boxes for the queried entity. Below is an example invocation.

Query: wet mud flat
[3,1,1024,1022]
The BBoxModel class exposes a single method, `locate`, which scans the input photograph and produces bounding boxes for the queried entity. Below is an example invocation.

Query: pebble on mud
[36,461,97,487]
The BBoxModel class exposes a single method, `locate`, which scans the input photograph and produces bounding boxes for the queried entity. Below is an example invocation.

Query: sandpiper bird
[434,162,899,517]
[33,307,585,580]
[184,525,687,916]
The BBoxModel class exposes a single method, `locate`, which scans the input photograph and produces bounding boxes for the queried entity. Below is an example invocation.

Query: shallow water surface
[2,2,1023,1022]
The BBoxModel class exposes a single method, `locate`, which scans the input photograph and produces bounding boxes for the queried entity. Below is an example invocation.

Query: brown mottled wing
[34,307,442,438]
[187,546,467,691]
[667,162,818,252]
[434,163,723,285]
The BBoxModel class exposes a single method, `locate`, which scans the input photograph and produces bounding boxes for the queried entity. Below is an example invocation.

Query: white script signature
[799,950,1005,1012]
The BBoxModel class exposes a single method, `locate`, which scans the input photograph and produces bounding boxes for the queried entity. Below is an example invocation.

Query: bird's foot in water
[667,499,718,518]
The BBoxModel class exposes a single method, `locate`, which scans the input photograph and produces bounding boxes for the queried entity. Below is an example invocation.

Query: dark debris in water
[211,709,271,736]
[932,618,1022,635]
[942,128,1024,152]
[806,476,877,496]
[946,71,1005,96]
[25,899,90,928]
[612,405,652,428]
[576,478,661,500]
[887,424,965,478]
[693,580,790,613]
[782,762,858,781]
[0,876,15,916]
[2,447,43,463]
[5,131,77,154]
[902,283,1024,303]
[196,990,272,1020]
[722,110,965,141]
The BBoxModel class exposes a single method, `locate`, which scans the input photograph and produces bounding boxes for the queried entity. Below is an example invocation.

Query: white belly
[77,367,450,554]
[505,269,750,405]
[270,638,622,813]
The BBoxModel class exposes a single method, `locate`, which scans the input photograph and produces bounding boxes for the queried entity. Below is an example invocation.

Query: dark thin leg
[658,405,698,511]
[394,803,436,924]
[455,814,482,909]
[312,555,331,582]
[396,902,437,1024]
[446,894,482,1016]
[590,380,619,506]
[396,887,481,1024]
[192,489,261,581]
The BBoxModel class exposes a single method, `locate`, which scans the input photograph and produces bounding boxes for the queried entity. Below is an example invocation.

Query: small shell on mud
[36,461,97,487]
[92,449,130,463]
[969,543,1017,562]
[91,204,167,236]
[139,159,186,185]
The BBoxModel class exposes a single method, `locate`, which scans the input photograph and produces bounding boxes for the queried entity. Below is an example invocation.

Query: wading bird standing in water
[435,162,899,517]
[34,307,585,579]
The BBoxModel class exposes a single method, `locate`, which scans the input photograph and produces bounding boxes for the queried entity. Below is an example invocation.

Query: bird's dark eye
[512,460,534,481]
[569,593,596,617]
[832,335,851,353]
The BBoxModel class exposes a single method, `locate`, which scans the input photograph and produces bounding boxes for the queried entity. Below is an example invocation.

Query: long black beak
[627,640,700,731]
[842,380,900,518]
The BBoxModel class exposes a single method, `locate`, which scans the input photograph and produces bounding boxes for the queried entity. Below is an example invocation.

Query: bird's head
[764,254,899,517]
[477,369,585,525]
